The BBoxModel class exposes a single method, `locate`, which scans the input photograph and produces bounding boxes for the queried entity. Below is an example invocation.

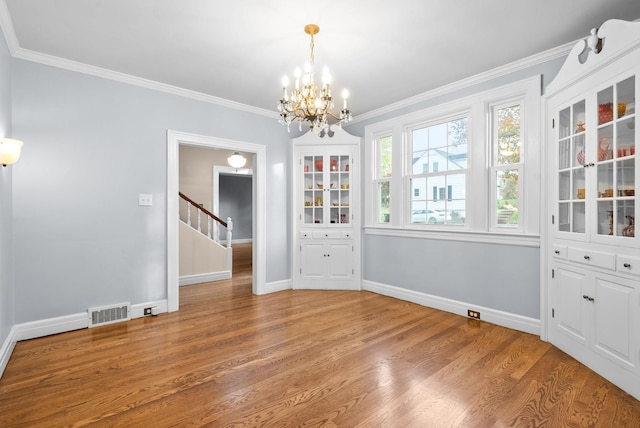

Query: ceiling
[3,1,640,118]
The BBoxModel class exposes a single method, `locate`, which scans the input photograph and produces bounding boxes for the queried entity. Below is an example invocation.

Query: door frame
[167,130,266,311]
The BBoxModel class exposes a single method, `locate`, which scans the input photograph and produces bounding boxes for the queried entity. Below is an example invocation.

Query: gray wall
[11,59,290,323]
[219,174,252,240]
[344,57,567,320]
[0,32,13,348]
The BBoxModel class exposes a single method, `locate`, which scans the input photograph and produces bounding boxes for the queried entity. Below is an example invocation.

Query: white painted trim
[8,45,277,119]
[352,43,572,123]
[13,313,88,341]
[264,279,293,294]
[130,300,168,319]
[362,280,540,336]
[0,327,17,378]
[364,226,540,248]
[179,271,231,286]
[0,0,570,124]
[167,130,267,306]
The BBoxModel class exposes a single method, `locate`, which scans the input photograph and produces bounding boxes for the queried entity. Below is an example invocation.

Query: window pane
[496,105,521,165]
[411,177,426,202]
[412,151,428,174]
[408,117,468,226]
[496,169,519,227]
[429,123,448,148]
[378,136,392,178]
[377,181,390,223]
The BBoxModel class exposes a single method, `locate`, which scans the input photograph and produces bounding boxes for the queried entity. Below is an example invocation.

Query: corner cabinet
[292,128,361,290]
[544,19,640,400]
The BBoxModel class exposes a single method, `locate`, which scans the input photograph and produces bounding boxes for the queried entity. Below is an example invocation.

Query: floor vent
[88,302,131,328]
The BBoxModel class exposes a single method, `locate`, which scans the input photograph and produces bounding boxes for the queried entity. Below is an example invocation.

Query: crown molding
[0,1,276,119]
[0,0,586,122]
[13,48,278,118]
[351,42,574,124]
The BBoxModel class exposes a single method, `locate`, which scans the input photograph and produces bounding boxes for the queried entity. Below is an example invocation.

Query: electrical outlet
[467,310,480,320]
[144,307,153,316]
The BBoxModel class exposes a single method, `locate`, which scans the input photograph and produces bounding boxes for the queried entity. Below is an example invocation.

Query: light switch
[139,194,153,206]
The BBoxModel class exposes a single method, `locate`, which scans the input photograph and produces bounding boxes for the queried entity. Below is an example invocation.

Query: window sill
[363,225,540,248]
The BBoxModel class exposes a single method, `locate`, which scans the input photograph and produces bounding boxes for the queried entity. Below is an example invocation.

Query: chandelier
[278,24,352,134]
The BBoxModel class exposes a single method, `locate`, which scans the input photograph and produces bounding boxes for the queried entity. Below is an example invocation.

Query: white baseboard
[131,300,168,318]
[0,299,169,380]
[179,271,231,286]
[362,280,540,335]
[0,328,17,379]
[14,312,89,342]
[263,279,292,294]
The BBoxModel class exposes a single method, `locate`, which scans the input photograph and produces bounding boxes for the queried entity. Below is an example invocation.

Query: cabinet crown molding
[546,19,640,97]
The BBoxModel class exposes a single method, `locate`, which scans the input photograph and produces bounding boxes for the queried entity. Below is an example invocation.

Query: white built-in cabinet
[292,128,361,290]
[544,19,640,400]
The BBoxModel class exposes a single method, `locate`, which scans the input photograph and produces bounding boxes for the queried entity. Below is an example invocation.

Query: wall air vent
[88,302,131,327]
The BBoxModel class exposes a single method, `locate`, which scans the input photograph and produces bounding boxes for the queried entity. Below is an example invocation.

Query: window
[409,117,467,225]
[364,75,540,240]
[491,102,524,230]
[375,134,392,223]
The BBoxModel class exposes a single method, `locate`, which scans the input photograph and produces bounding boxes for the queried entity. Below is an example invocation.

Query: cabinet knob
[623,263,631,269]
[588,297,595,302]
[583,255,590,260]
[554,250,560,255]
[583,294,589,300]
[583,162,595,168]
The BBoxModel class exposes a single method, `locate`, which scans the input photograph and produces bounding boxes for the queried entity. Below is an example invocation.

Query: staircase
[179,192,233,285]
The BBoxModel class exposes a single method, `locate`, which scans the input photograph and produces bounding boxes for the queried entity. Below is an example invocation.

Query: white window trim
[364,75,541,245]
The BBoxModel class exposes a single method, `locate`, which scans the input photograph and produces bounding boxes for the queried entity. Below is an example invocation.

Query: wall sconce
[0,138,23,167]
[227,152,247,169]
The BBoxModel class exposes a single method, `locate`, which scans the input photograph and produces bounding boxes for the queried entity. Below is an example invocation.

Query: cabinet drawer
[312,231,351,239]
[616,255,640,276]
[567,247,615,270]
[552,244,567,259]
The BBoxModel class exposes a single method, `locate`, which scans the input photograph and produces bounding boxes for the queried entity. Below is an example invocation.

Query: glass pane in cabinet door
[559,107,571,139]
[598,86,614,125]
[597,126,613,162]
[559,138,570,170]
[572,100,586,134]
[616,159,635,198]
[559,202,570,232]
[617,76,635,117]
[616,116,635,158]
[559,171,570,201]
[597,163,613,199]
[597,200,614,236]
[573,168,585,201]
[617,200,635,238]
[573,135,586,167]
[573,202,586,233]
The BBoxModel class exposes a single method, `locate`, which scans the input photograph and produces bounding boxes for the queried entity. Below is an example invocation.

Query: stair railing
[179,192,232,248]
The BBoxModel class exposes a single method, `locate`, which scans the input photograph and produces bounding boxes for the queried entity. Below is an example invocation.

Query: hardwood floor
[1,242,639,427]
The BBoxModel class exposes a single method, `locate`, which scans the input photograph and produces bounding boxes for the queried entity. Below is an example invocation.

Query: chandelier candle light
[278,24,352,134]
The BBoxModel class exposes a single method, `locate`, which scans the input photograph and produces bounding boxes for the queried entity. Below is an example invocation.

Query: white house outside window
[408,117,468,225]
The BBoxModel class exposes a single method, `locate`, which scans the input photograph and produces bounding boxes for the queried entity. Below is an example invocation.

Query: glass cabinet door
[555,74,636,240]
[302,153,351,226]
[557,100,587,234]
[595,76,635,238]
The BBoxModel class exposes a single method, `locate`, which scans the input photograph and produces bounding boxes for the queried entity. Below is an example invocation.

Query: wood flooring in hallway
[1,242,639,426]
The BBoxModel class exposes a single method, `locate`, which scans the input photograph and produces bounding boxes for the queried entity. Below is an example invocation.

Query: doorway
[167,130,267,312]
